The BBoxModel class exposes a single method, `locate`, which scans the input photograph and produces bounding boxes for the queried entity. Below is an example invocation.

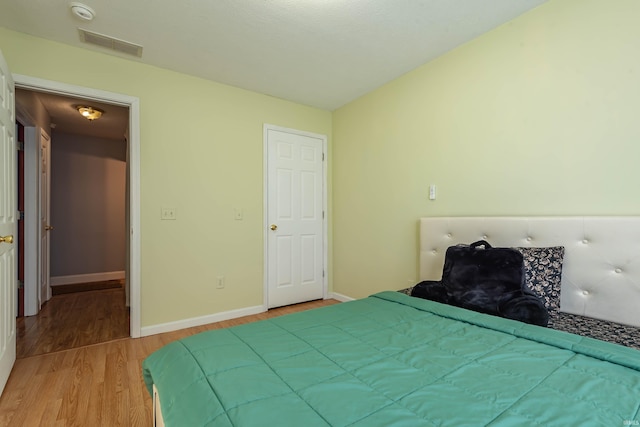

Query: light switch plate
[234,208,243,220]
[161,207,176,220]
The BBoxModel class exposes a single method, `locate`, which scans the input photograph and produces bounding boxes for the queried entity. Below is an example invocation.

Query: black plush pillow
[515,246,565,315]
[411,242,553,327]
[498,294,549,327]
[411,280,449,304]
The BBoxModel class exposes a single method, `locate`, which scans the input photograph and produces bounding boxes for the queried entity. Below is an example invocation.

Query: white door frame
[38,129,51,307]
[262,124,328,310]
[15,107,52,314]
[15,120,41,316]
[14,74,142,338]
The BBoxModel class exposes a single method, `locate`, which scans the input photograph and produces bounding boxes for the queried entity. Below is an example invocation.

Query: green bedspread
[142,292,640,426]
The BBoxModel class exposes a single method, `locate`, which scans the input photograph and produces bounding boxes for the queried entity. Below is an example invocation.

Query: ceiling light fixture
[70,2,96,21]
[76,105,104,121]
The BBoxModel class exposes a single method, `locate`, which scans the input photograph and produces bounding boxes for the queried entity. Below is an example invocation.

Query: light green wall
[332,0,640,298]
[0,27,332,327]
[5,0,639,321]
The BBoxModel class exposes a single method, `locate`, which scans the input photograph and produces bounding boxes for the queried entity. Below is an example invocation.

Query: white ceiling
[1,0,547,112]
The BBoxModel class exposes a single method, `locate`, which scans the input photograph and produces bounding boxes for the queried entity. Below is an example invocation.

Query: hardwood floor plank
[8,372,50,426]
[127,359,152,427]
[1,298,340,425]
[0,390,20,426]
[57,349,91,425]
[83,381,103,427]
[40,398,63,427]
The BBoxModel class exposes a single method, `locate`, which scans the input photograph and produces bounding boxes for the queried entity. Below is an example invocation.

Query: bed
[143,216,640,426]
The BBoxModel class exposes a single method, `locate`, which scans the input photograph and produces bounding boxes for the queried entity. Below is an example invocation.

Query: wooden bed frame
[152,216,640,425]
[152,385,165,427]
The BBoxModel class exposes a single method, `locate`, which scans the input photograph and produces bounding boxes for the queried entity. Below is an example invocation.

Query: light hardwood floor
[0,298,340,426]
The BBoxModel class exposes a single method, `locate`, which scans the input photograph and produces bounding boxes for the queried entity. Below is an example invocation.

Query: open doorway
[13,75,141,357]
[16,89,129,357]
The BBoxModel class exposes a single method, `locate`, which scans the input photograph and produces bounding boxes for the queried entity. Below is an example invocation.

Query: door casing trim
[14,74,142,338]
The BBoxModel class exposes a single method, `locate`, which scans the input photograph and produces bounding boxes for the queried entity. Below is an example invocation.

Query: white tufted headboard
[420,217,640,328]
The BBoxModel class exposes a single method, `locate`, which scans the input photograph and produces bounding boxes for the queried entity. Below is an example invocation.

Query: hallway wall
[50,131,127,281]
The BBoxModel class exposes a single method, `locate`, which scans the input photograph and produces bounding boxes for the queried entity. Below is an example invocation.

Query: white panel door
[0,50,17,396]
[39,131,51,307]
[266,128,325,308]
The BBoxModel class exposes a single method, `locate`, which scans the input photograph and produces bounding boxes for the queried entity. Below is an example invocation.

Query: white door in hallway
[0,50,17,396]
[265,126,326,308]
[39,130,51,308]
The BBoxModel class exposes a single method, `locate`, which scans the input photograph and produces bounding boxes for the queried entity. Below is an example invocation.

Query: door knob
[45,225,54,231]
[270,224,278,231]
[0,235,13,244]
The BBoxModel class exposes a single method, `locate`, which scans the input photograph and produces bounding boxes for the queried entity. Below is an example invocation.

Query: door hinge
[322,152,325,161]
[17,210,25,220]
[322,211,325,219]
[322,270,325,278]
[17,280,23,289]
[17,141,24,151]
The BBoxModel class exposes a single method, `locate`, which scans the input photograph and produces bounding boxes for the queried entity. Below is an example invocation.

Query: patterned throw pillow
[515,247,565,315]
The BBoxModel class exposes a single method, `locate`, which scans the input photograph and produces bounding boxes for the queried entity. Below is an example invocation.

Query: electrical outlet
[216,276,225,289]
[161,207,176,220]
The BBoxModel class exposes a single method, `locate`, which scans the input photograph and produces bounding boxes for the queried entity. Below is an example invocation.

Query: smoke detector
[70,2,96,21]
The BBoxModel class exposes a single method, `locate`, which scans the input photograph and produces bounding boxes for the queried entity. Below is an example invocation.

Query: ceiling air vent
[78,28,143,57]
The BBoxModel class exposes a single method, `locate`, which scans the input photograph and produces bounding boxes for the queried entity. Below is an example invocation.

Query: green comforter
[143,292,640,426]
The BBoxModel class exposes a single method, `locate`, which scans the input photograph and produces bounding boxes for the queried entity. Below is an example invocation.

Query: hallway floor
[16,286,130,358]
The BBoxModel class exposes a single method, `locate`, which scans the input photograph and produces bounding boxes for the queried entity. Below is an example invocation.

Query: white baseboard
[50,271,126,286]
[141,305,266,337]
[329,292,355,302]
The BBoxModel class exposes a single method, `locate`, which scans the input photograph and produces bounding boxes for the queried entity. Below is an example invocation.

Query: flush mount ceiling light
[76,105,104,121]
[70,2,96,21]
